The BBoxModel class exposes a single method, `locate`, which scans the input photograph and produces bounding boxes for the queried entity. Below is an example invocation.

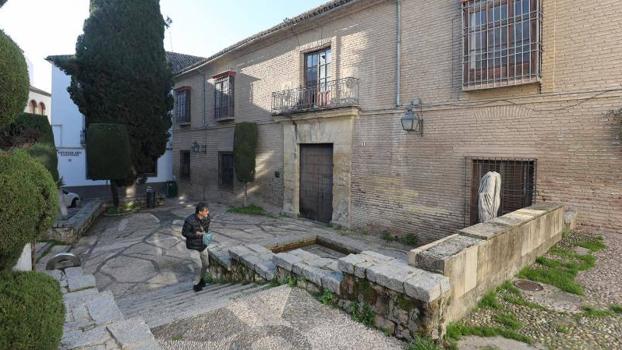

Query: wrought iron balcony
[271,77,359,115]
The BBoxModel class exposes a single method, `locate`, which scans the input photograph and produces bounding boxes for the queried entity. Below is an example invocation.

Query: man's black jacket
[182,214,211,251]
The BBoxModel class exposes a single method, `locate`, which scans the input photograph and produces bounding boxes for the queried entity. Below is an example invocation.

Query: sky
[0,0,328,92]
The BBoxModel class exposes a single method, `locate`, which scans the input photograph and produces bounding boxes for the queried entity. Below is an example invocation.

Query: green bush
[0,0,7,8]
[0,30,29,128]
[233,122,258,183]
[0,271,65,350]
[0,150,58,270]
[86,123,132,180]
[27,143,59,182]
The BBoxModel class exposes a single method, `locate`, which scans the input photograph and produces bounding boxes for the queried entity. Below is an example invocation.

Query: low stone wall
[47,199,104,244]
[409,202,564,322]
[206,236,450,340]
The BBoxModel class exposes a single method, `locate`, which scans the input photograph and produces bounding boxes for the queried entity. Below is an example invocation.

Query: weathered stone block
[299,264,325,286]
[374,315,396,334]
[321,271,343,295]
[353,260,375,279]
[273,252,303,271]
[403,272,450,302]
[107,317,159,349]
[337,254,364,274]
[85,292,124,325]
[68,274,97,293]
[245,244,272,255]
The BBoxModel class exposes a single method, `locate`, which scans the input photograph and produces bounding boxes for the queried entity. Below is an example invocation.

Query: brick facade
[173,0,622,242]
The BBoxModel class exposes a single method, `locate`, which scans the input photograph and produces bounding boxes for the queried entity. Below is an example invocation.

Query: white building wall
[50,65,173,188]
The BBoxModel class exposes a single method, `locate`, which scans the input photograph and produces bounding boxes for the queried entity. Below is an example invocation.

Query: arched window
[30,100,37,114]
[39,102,46,115]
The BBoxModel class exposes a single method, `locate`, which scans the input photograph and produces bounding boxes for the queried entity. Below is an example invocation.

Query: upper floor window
[462,0,542,90]
[39,102,46,116]
[304,47,331,90]
[214,71,235,120]
[175,87,191,124]
[29,100,37,114]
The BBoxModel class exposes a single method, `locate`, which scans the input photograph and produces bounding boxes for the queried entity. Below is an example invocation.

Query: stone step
[118,282,271,328]
[34,242,52,260]
[35,244,71,271]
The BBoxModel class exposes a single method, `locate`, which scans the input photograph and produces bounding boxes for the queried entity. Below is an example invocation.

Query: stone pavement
[72,200,412,299]
[153,285,406,350]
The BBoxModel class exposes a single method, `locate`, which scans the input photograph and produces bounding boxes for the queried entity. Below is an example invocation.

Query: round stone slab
[514,279,544,292]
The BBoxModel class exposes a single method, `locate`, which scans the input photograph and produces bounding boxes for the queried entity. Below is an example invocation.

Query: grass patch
[478,290,500,309]
[610,304,622,314]
[287,275,298,288]
[446,322,532,347]
[171,335,183,341]
[518,244,598,295]
[555,325,570,334]
[227,205,271,216]
[408,336,441,350]
[318,289,336,306]
[380,231,418,247]
[105,201,141,215]
[350,301,374,327]
[494,312,522,330]
[581,305,614,318]
[576,235,606,252]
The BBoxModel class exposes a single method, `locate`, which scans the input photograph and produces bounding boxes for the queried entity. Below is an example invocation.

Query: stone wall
[47,200,105,244]
[408,202,564,322]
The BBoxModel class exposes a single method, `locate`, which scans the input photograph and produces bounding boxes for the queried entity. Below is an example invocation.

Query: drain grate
[513,279,544,292]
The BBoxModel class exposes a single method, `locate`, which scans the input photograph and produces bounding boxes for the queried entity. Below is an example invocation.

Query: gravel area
[153,285,405,350]
[458,231,622,350]
[576,232,622,307]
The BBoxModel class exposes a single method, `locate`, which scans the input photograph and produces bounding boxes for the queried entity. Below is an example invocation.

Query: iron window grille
[465,157,537,225]
[462,0,542,90]
[175,87,191,124]
[180,150,191,180]
[214,72,235,121]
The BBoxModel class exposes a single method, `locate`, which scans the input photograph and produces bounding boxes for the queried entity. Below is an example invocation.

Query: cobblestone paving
[153,285,405,350]
[458,231,622,350]
[73,200,411,299]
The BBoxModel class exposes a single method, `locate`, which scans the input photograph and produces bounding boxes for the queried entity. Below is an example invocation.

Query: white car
[62,189,81,208]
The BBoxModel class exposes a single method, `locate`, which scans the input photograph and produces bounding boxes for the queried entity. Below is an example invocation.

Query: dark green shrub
[86,123,132,180]
[0,150,58,270]
[0,271,65,350]
[0,30,29,128]
[0,0,6,8]
[233,122,258,206]
[26,143,59,182]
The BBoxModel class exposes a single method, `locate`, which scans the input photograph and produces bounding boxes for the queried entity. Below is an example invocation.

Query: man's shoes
[193,279,206,292]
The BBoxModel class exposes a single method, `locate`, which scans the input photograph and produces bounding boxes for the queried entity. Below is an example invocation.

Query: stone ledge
[48,200,105,244]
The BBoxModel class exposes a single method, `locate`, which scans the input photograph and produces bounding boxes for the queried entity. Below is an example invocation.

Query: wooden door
[299,144,334,223]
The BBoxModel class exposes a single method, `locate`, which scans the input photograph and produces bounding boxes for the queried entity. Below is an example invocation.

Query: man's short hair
[195,202,209,214]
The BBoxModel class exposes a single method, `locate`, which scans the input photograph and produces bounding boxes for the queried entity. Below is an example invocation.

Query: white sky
[0,0,327,92]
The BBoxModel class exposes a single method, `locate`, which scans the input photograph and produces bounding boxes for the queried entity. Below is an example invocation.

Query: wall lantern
[400,98,424,136]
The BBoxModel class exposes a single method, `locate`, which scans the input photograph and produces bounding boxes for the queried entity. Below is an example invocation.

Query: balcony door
[304,48,331,107]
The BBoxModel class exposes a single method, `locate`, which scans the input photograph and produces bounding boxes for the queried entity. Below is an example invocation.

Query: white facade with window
[50,65,174,188]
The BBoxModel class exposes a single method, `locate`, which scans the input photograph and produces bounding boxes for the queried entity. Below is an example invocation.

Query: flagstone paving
[72,199,412,299]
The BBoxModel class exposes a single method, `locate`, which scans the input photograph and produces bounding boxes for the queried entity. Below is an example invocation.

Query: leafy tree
[58,0,173,206]
[233,122,258,207]
[0,30,29,128]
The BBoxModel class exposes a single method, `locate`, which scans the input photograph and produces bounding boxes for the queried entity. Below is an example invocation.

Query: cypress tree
[61,0,173,205]
[233,122,258,207]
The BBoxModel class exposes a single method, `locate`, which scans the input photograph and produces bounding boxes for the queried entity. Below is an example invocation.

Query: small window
[143,158,158,177]
[214,72,235,120]
[175,87,191,124]
[180,150,191,180]
[469,158,536,224]
[39,102,46,116]
[462,0,542,89]
[30,100,37,114]
[218,152,234,189]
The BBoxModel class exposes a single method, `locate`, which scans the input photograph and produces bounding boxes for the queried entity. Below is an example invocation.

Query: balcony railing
[271,77,359,115]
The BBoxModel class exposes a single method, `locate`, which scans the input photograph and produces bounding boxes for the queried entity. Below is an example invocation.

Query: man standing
[182,202,211,292]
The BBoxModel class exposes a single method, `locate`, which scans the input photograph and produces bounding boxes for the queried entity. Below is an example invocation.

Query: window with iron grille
[303,47,331,107]
[468,158,536,225]
[462,0,542,90]
[175,87,191,124]
[180,150,191,180]
[214,72,235,120]
[218,152,234,190]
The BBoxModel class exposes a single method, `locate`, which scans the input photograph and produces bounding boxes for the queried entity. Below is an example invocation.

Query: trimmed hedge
[0,271,64,350]
[86,123,132,180]
[26,142,59,183]
[0,30,29,128]
[0,150,58,270]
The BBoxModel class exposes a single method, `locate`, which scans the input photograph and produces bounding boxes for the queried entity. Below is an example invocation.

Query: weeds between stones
[349,301,374,327]
[407,336,441,350]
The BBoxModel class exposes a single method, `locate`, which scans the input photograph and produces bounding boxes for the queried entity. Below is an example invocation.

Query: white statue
[478,171,501,223]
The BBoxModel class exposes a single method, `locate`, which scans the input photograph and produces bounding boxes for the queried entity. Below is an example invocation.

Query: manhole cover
[513,279,544,292]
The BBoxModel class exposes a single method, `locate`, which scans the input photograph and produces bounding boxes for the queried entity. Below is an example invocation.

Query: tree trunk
[110,181,120,207]
[244,182,248,207]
